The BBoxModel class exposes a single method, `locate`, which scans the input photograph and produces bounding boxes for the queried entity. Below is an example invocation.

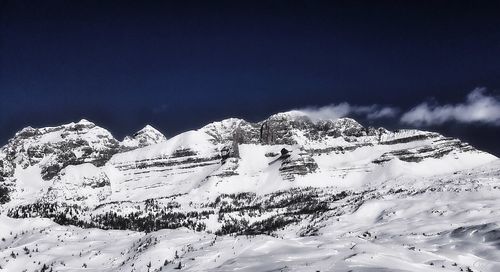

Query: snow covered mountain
[122,125,167,149]
[0,111,499,272]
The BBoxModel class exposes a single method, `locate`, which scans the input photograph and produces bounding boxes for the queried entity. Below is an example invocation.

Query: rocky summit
[0,111,499,272]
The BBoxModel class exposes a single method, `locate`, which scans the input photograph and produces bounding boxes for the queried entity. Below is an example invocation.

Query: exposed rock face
[201,118,253,158]
[0,153,14,181]
[374,136,476,163]
[200,112,379,147]
[256,112,382,145]
[122,125,167,149]
[279,151,318,181]
[0,119,120,180]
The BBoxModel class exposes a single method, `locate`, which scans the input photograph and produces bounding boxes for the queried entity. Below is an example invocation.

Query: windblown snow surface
[0,112,499,272]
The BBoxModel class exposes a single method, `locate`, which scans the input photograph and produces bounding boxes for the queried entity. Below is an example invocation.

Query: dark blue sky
[1,1,500,155]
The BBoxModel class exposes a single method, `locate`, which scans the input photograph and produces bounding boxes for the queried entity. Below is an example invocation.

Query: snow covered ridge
[1,112,500,271]
[0,120,166,182]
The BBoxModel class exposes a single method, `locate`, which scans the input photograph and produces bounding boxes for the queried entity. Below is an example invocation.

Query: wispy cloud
[296,103,399,121]
[400,88,500,126]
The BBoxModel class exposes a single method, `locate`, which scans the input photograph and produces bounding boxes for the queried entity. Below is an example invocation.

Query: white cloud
[356,105,399,120]
[400,88,500,126]
[296,103,398,121]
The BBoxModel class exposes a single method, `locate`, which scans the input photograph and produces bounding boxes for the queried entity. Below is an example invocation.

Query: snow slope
[0,111,499,271]
[1,162,500,272]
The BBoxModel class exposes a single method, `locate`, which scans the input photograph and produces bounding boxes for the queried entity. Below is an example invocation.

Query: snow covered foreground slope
[0,111,499,272]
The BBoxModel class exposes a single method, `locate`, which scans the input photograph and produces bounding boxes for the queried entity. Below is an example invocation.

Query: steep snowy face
[44,163,112,207]
[122,125,167,149]
[107,129,222,201]
[0,119,120,181]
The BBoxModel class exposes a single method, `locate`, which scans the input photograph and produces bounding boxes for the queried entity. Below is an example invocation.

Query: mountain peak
[136,124,162,134]
[77,119,93,125]
[2,120,119,180]
[122,124,167,148]
[140,124,155,130]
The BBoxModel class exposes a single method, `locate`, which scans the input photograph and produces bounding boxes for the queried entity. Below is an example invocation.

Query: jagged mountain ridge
[0,111,494,207]
[1,111,499,271]
[0,119,120,182]
[0,120,165,181]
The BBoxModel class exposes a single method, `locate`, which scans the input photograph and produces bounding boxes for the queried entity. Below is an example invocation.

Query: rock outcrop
[0,119,120,180]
